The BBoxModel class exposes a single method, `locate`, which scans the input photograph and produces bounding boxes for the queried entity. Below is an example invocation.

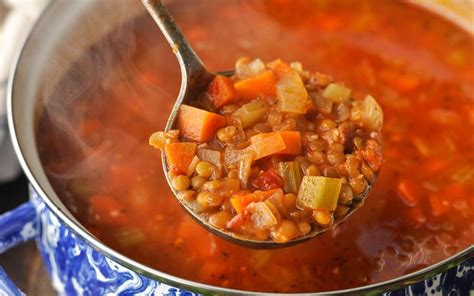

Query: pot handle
[0,201,38,253]
[0,201,38,296]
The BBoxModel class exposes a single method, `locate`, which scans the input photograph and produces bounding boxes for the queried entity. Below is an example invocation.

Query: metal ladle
[141,0,376,249]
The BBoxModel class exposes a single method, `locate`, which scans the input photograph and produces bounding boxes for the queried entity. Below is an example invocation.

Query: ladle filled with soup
[36,0,473,293]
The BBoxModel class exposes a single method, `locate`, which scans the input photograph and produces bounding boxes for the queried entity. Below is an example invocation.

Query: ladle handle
[141,0,207,78]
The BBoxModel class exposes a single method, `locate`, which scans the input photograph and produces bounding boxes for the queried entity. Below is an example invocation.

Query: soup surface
[37,0,473,293]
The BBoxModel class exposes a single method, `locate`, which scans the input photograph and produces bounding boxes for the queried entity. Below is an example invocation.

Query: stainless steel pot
[6,0,474,294]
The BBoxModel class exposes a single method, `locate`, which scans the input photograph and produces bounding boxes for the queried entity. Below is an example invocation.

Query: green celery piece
[113,228,145,247]
[296,176,342,211]
[322,83,351,103]
[278,161,302,193]
[232,100,269,128]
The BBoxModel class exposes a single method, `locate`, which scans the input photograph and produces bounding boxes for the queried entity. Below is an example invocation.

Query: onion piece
[276,71,308,114]
[197,148,223,179]
[235,58,266,79]
[361,95,383,130]
[247,202,278,230]
[186,155,200,176]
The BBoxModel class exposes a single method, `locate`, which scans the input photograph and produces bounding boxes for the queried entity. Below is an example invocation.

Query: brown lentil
[196,161,215,178]
[172,175,191,191]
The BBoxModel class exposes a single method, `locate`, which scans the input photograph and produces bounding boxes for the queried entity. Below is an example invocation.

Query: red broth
[37,0,473,292]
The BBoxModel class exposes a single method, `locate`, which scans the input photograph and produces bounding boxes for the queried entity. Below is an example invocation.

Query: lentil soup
[36,0,473,293]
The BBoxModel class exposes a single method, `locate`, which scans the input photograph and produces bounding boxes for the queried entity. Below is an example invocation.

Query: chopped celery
[113,228,145,247]
[296,176,342,211]
[232,100,269,128]
[248,202,278,230]
[361,95,383,130]
[322,83,351,103]
[278,161,302,193]
[276,72,308,114]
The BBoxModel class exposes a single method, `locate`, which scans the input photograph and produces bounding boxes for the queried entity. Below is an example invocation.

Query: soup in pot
[36,0,473,292]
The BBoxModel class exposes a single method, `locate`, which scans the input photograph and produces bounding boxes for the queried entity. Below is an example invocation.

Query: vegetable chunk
[177,104,226,142]
[232,100,269,128]
[164,142,197,174]
[234,70,277,101]
[297,176,342,211]
[250,132,287,160]
[208,75,237,108]
[276,71,309,114]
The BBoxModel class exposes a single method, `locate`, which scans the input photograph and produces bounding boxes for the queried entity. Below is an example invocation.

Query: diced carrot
[234,70,277,101]
[250,132,287,160]
[208,75,237,108]
[89,194,127,226]
[230,189,281,213]
[164,142,197,174]
[230,193,261,213]
[276,131,302,155]
[267,59,293,79]
[177,104,226,142]
[396,179,420,207]
[250,131,301,159]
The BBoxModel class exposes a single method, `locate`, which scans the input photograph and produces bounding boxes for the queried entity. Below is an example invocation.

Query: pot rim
[6,1,474,295]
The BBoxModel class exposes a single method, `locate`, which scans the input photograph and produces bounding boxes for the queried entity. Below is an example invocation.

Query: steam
[39,5,142,182]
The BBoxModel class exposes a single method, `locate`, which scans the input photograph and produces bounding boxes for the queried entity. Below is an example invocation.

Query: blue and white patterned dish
[0,188,472,295]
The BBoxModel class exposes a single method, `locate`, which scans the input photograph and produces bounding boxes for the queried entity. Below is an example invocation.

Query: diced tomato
[250,169,283,191]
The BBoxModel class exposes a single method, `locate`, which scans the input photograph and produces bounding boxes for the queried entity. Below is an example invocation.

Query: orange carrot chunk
[234,70,277,101]
[230,193,261,214]
[250,132,287,160]
[267,59,293,79]
[177,104,227,142]
[276,131,302,155]
[164,142,197,174]
[208,75,237,108]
